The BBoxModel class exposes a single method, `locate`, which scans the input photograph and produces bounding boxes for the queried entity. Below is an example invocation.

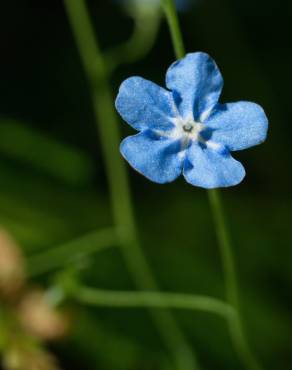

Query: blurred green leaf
[0,119,95,186]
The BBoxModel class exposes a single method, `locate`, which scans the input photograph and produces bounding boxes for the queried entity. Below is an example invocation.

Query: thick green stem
[63,1,199,369]
[161,1,263,370]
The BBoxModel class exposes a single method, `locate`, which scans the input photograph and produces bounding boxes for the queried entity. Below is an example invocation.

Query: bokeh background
[0,0,291,369]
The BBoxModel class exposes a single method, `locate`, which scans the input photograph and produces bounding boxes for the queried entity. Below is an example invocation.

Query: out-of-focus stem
[72,285,235,319]
[105,11,161,74]
[63,1,199,369]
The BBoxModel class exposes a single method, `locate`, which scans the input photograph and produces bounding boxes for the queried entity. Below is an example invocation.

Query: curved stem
[70,284,260,370]
[160,1,263,370]
[72,285,235,319]
[63,1,199,369]
[161,0,185,58]
[105,11,161,74]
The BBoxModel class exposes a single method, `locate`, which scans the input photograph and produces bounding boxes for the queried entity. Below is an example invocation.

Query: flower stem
[208,190,262,370]
[161,0,185,58]
[161,1,263,370]
[207,190,239,309]
[63,1,199,369]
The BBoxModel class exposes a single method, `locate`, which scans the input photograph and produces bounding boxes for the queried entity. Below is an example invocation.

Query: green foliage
[0,0,291,369]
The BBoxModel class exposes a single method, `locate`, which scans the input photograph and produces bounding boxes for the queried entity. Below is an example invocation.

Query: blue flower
[115,52,268,188]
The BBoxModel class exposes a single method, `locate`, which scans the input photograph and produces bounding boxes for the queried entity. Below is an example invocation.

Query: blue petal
[115,77,177,132]
[165,52,223,121]
[204,102,268,151]
[183,143,245,188]
[120,131,183,183]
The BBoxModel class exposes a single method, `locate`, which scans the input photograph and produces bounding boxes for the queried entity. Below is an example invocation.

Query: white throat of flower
[170,114,205,148]
[153,111,221,157]
[153,112,222,159]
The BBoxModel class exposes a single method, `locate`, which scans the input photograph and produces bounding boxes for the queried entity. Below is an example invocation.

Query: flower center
[183,122,194,133]
[166,115,206,146]
[181,119,204,139]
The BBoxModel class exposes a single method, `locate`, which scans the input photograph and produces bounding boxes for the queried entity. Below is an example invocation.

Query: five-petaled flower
[115,52,268,188]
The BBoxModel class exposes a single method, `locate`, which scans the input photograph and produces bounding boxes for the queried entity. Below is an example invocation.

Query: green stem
[207,190,239,309]
[63,1,199,369]
[72,285,235,319]
[161,1,263,370]
[161,0,185,58]
[27,228,117,277]
[105,11,161,74]
[208,190,262,370]
[70,284,256,369]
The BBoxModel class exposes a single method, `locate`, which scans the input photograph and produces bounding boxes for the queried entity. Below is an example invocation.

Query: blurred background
[0,0,291,369]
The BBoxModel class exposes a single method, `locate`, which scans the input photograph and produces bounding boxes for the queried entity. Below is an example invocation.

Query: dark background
[0,1,291,369]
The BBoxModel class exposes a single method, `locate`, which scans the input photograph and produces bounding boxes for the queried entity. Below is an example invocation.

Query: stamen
[183,122,193,132]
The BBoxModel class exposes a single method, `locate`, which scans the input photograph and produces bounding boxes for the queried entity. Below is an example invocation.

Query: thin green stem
[208,190,239,309]
[27,228,117,277]
[72,285,235,319]
[208,190,262,370]
[161,0,185,58]
[161,1,263,370]
[63,1,199,369]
